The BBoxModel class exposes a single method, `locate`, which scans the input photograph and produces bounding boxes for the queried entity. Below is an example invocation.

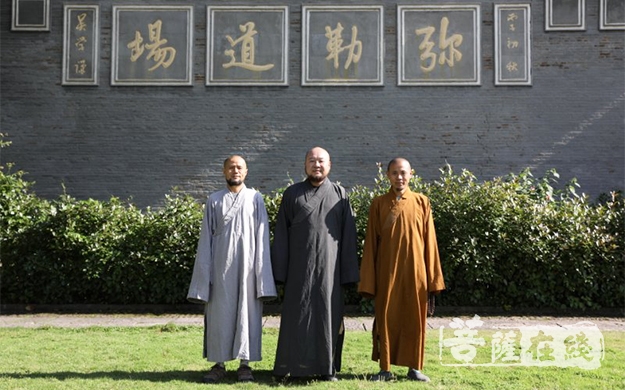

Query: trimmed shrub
[1,136,623,310]
[0,189,202,304]
[348,163,624,310]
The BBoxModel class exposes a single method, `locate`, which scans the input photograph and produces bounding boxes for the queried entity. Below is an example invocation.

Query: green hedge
[1,138,623,309]
[347,164,624,310]
[0,181,201,304]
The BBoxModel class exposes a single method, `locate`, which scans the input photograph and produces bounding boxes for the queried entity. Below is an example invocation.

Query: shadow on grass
[0,369,364,386]
[0,370,203,383]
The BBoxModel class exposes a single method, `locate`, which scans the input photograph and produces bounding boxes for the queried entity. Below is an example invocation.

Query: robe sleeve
[254,192,278,299]
[340,194,360,286]
[187,200,213,304]
[423,198,446,293]
[271,189,290,284]
[358,198,379,298]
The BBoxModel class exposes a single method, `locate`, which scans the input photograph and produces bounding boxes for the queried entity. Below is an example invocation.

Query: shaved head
[386,157,412,195]
[223,155,248,190]
[387,157,410,172]
[224,155,247,169]
[305,147,330,162]
[305,147,331,186]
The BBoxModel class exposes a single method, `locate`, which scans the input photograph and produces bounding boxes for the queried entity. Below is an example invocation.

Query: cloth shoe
[203,363,226,383]
[369,370,395,381]
[320,374,338,382]
[237,365,254,382]
[407,368,430,382]
[320,366,338,381]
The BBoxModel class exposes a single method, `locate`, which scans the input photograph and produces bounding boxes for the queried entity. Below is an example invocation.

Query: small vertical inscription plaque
[63,5,100,86]
[495,4,531,86]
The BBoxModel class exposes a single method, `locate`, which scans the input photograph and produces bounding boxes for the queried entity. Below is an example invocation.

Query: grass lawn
[0,325,622,389]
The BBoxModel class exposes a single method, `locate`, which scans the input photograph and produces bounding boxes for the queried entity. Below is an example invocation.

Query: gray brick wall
[1,0,623,207]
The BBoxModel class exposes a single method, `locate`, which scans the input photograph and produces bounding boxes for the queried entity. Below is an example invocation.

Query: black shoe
[202,364,226,383]
[370,370,395,381]
[320,374,338,382]
[407,368,430,382]
[237,365,254,382]
[272,374,289,383]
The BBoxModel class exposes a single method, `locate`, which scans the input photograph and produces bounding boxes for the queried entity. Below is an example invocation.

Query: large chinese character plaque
[302,5,384,86]
[207,6,289,86]
[398,5,481,86]
[63,5,100,86]
[111,5,193,86]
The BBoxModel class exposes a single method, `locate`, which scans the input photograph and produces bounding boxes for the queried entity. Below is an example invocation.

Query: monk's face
[305,147,331,185]
[223,156,248,187]
[387,159,412,194]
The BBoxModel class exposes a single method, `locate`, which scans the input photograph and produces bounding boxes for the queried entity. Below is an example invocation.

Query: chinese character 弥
[415,16,463,73]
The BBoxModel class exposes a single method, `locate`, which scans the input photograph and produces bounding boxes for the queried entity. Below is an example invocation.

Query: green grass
[0,326,623,389]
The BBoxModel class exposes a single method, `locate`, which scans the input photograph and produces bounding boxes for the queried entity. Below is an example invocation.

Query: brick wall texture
[1,0,623,207]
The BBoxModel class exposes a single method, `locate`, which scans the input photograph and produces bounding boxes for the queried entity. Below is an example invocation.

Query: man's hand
[427,293,436,316]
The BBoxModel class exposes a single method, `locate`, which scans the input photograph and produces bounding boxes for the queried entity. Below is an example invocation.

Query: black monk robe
[271,179,360,378]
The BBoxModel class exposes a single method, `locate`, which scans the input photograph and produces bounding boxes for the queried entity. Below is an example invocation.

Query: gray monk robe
[187,186,277,363]
[271,179,360,378]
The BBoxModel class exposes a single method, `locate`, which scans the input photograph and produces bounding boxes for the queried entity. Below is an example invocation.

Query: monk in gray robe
[187,155,277,383]
[271,147,360,381]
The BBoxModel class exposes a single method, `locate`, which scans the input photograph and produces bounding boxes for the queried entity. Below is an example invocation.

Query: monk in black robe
[271,147,360,381]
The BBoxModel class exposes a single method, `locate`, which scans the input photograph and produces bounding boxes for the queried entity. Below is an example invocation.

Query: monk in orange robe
[358,157,445,382]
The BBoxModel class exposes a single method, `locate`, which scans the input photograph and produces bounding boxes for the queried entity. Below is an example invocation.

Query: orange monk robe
[358,187,445,371]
